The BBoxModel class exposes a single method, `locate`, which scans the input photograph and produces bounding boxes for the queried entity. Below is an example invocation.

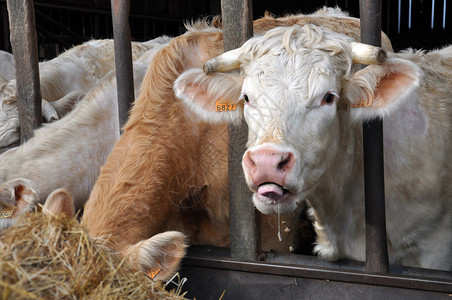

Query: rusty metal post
[111,0,134,130]
[221,0,260,260]
[359,0,390,273]
[6,0,42,143]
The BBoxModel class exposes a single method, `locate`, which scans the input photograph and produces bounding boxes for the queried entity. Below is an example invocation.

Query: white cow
[0,37,168,149]
[174,23,452,271]
[0,37,170,217]
[0,50,15,81]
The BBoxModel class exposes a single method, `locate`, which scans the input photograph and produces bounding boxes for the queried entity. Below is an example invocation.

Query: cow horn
[351,42,387,65]
[203,48,241,75]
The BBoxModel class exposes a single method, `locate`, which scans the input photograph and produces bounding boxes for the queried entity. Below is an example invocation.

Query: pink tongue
[258,183,284,200]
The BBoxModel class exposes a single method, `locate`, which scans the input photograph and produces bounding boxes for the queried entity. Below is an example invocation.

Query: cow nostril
[278,153,292,170]
[244,151,256,168]
[249,158,256,167]
[278,160,287,170]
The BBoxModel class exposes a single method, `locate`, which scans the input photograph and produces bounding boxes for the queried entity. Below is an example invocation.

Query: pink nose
[243,147,295,187]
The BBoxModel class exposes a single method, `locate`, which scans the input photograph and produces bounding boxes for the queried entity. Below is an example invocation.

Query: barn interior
[0,0,451,60]
[0,0,450,299]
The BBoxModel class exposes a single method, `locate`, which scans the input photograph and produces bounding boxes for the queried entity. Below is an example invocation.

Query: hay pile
[0,212,187,299]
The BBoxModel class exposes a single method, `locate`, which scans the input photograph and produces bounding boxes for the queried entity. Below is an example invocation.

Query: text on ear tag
[0,208,14,219]
[147,267,162,279]
[216,100,237,112]
[351,95,374,108]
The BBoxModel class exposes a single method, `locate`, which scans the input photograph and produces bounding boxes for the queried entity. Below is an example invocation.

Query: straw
[0,212,187,299]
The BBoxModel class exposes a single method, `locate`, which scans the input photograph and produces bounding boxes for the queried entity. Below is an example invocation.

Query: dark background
[0,0,450,60]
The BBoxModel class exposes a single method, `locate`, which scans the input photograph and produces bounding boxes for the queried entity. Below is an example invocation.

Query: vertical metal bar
[1,2,10,51]
[93,15,101,39]
[221,0,261,260]
[210,0,221,16]
[359,0,390,274]
[111,0,134,130]
[7,0,42,143]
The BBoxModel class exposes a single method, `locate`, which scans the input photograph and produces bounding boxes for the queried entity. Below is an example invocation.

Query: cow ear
[343,58,421,122]
[0,178,39,217]
[174,68,244,124]
[0,76,8,92]
[43,189,75,218]
[1,82,16,107]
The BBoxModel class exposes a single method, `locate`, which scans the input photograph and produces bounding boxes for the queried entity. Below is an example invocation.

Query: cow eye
[241,94,249,103]
[321,92,336,106]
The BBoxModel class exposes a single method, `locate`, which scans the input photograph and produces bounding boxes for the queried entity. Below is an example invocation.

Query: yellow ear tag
[216,100,237,112]
[147,267,162,279]
[0,208,14,219]
[351,95,374,108]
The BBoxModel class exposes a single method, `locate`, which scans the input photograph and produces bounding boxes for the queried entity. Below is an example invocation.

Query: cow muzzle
[243,145,295,204]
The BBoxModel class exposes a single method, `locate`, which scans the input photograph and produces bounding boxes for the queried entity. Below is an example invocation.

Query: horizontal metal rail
[183,248,452,294]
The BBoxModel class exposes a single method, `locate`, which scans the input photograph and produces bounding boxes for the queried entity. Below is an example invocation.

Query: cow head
[0,179,76,231]
[0,80,73,149]
[174,24,421,215]
[0,178,40,229]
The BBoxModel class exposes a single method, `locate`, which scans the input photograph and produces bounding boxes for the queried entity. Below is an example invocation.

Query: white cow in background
[0,37,170,225]
[0,37,168,149]
[175,23,452,270]
[0,50,15,81]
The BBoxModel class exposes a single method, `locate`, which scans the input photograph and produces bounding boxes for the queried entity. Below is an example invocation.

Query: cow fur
[0,37,171,214]
[0,50,15,81]
[0,38,168,148]
[81,9,395,280]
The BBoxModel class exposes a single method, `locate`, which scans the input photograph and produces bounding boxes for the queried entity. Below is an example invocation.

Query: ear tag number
[351,95,374,108]
[0,208,14,219]
[147,267,162,279]
[216,100,237,112]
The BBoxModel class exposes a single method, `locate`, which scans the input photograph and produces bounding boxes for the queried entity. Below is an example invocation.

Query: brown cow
[82,8,394,280]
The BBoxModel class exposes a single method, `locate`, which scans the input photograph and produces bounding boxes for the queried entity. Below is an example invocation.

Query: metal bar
[183,254,452,294]
[111,0,134,130]
[1,2,10,51]
[93,15,101,38]
[221,0,253,50]
[187,246,452,281]
[359,0,390,274]
[35,8,85,42]
[221,0,260,260]
[6,0,42,143]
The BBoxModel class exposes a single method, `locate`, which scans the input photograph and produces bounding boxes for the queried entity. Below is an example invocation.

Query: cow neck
[307,113,364,241]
